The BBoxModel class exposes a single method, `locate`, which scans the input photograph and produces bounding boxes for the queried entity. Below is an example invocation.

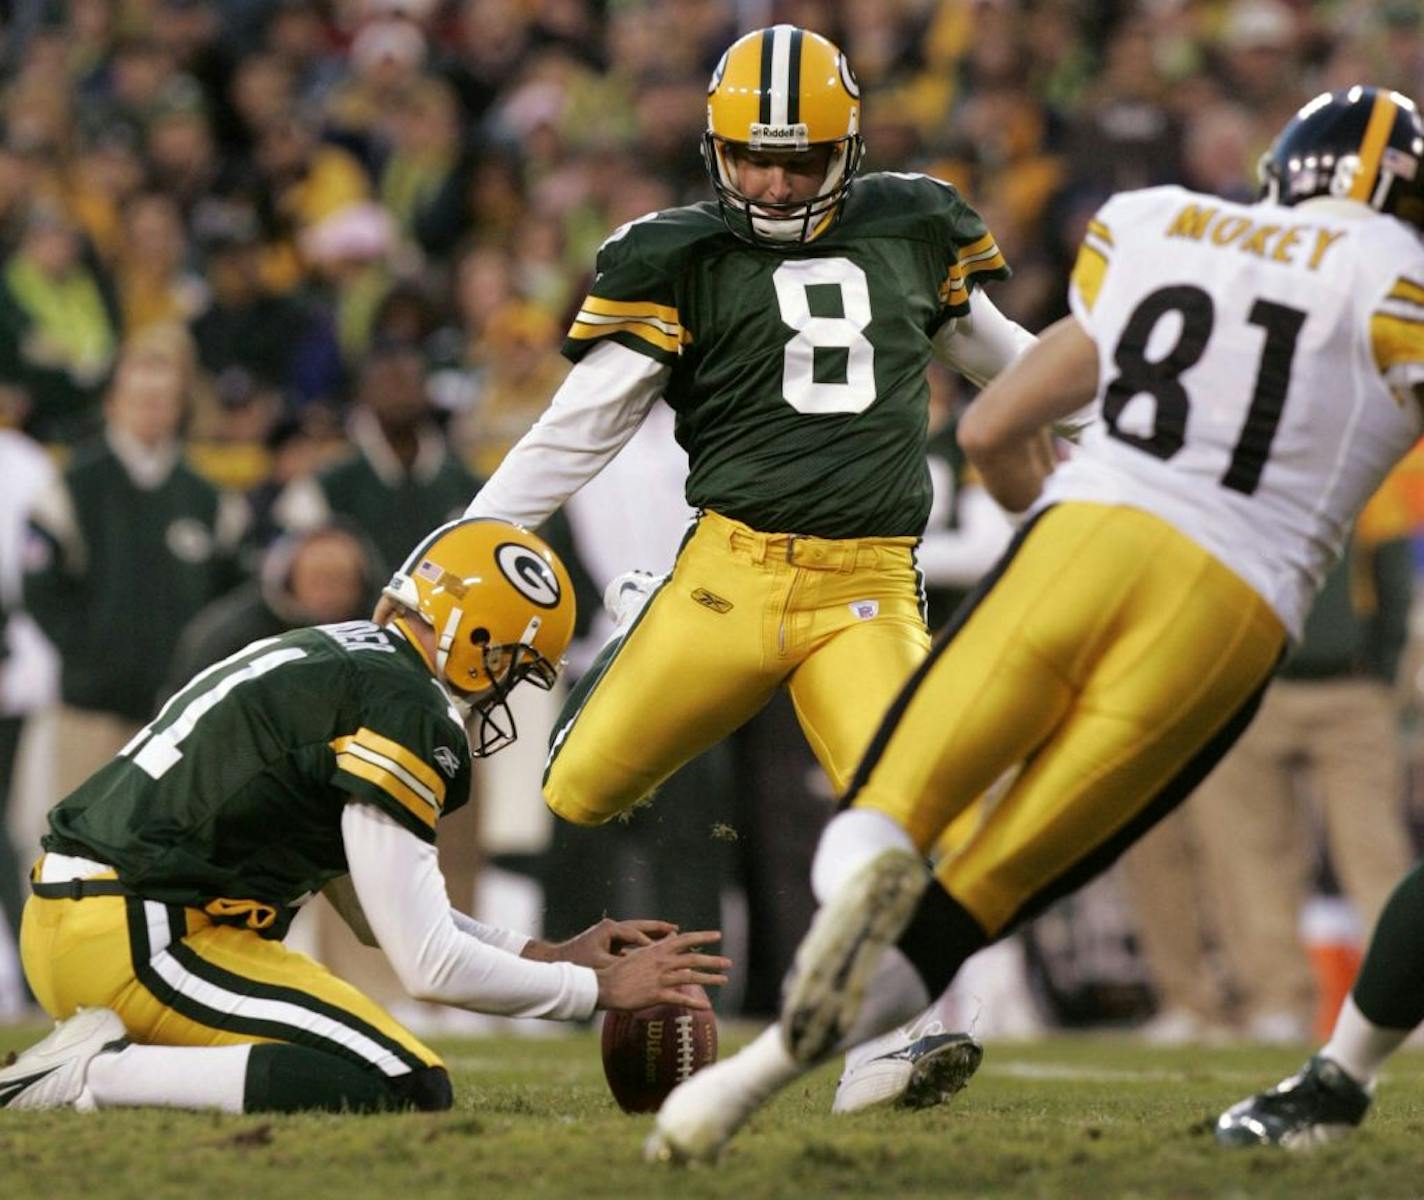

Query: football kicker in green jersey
[42,622,473,938]
[565,172,1010,540]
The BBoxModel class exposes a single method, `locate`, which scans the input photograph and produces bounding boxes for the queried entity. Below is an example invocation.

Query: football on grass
[600,985,718,1113]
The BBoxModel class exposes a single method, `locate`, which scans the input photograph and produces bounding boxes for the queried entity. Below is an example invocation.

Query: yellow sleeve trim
[579,295,681,325]
[569,293,689,353]
[1387,278,1424,307]
[568,319,686,354]
[331,726,446,826]
[957,231,1000,260]
[938,245,1008,310]
[334,749,438,831]
[1070,243,1109,314]
[1370,311,1424,373]
[351,727,445,804]
[1087,219,1114,247]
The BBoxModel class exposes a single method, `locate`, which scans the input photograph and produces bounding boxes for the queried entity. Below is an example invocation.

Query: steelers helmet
[1259,86,1424,232]
[703,24,864,246]
[383,517,575,756]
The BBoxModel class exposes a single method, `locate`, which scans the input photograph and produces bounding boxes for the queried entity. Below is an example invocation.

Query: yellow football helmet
[703,24,864,245]
[383,517,575,756]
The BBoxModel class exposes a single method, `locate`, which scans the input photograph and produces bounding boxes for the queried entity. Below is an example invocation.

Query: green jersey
[564,173,1009,538]
[43,621,472,937]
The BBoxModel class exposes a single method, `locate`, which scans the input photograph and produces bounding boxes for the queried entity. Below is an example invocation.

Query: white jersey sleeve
[931,289,1037,388]
[465,341,668,528]
[1042,185,1424,639]
[342,802,598,1020]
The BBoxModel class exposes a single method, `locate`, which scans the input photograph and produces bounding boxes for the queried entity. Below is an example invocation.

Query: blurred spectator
[264,1,347,112]
[252,111,369,292]
[1069,16,1184,195]
[1215,0,1306,128]
[438,0,537,128]
[454,299,568,479]
[0,202,118,445]
[22,323,248,798]
[144,88,224,220]
[378,77,467,240]
[164,521,380,692]
[115,191,209,332]
[189,202,342,404]
[274,337,479,571]
[62,123,148,266]
[1193,534,1415,1040]
[1181,101,1258,203]
[414,144,528,258]
[226,51,299,163]
[325,17,430,161]
[300,200,399,363]
[245,407,351,547]
[0,383,57,981]
[1124,533,1416,1043]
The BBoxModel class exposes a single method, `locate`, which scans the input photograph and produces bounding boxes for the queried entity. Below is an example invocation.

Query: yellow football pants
[849,502,1286,938]
[544,509,932,826]
[21,876,441,1078]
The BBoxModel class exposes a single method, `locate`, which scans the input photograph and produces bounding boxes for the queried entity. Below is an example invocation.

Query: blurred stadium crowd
[3,0,1424,1034]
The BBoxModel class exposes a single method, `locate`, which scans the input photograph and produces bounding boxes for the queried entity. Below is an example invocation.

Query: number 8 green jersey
[566,172,1010,538]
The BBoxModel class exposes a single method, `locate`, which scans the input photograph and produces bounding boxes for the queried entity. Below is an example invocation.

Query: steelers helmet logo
[495,543,562,609]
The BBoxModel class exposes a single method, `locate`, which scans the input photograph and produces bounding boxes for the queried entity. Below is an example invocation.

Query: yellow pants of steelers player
[849,502,1286,939]
[544,509,933,826]
[20,873,442,1080]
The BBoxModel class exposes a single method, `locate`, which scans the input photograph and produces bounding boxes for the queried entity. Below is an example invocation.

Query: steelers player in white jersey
[380,24,1036,1111]
[646,85,1424,1163]
[0,519,727,1115]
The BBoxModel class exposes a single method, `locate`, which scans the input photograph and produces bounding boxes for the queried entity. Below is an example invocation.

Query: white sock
[1322,996,1410,1086]
[724,1023,805,1100]
[811,808,917,903]
[86,1043,251,1113]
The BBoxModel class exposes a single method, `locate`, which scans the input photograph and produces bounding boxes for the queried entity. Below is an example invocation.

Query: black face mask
[459,643,559,758]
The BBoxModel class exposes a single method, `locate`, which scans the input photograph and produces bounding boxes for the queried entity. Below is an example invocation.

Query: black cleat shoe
[1215,1055,1372,1148]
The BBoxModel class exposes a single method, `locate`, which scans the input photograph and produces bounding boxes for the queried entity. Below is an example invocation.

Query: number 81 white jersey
[1042,184,1424,639]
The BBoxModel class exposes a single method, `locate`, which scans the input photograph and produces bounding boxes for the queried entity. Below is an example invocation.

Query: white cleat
[832,1031,983,1114]
[603,570,662,627]
[644,1056,764,1166]
[646,1025,801,1167]
[782,848,929,1064]
[0,1007,128,1111]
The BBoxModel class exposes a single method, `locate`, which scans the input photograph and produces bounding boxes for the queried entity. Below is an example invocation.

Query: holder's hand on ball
[527,917,679,970]
[596,931,729,1011]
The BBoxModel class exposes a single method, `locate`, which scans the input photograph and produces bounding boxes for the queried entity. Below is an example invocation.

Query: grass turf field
[4,1024,1424,1200]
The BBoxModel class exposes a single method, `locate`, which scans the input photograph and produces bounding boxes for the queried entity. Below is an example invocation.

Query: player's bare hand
[371,595,398,625]
[595,930,731,1011]
[542,917,679,969]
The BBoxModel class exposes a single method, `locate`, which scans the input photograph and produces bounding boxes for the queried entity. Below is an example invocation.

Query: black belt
[31,877,131,900]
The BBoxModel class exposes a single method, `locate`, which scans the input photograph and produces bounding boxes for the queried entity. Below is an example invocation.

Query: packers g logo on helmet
[495,542,563,608]
[384,518,576,756]
[702,25,864,246]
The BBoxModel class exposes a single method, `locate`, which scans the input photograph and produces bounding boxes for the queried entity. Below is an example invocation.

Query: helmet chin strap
[435,607,463,678]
